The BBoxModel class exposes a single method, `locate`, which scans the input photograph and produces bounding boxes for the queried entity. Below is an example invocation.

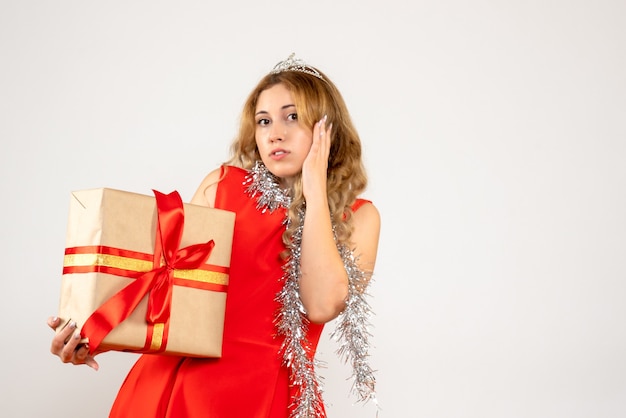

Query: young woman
[49,54,381,418]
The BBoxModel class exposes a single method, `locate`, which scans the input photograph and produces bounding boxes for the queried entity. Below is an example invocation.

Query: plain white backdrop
[1,1,625,417]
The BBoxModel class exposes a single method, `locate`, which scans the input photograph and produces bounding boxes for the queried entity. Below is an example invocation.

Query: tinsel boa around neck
[244,161,378,418]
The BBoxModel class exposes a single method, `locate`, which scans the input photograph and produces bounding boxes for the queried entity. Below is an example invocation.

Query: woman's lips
[270,149,289,160]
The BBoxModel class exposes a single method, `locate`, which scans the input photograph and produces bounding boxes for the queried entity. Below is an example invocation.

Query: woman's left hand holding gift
[48,316,100,370]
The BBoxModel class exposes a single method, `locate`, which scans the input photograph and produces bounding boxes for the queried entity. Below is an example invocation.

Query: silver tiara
[269,53,324,81]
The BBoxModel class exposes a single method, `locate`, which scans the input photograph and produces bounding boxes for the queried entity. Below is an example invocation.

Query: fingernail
[52,316,58,322]
[73,331,81,340]
[69,321,77,329]
[323,114,328,122]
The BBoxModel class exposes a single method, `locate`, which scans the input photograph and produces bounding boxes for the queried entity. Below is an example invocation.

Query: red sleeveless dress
[109,165,369,418]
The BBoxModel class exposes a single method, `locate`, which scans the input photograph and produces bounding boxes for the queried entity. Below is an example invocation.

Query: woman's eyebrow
[255,104,296,116]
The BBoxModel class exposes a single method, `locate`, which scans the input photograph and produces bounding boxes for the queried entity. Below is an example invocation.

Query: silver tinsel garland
[331,245,378,404]
[245,160,292,213]
[245,161,377,417]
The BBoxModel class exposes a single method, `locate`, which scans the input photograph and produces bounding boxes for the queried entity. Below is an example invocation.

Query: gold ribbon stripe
[150,323,165,351]
[64,253,229,285]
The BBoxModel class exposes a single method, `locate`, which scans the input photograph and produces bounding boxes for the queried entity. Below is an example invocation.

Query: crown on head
[269,53,324,81]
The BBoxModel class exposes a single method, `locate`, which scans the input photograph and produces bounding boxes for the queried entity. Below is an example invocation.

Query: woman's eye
[287,113,298,121]
[257,118,270,126]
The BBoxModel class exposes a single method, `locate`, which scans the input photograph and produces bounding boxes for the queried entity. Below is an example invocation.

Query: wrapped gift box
[57,188,235,357]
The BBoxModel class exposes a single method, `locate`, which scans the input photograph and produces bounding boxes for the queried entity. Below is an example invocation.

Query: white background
[1,1,625,417]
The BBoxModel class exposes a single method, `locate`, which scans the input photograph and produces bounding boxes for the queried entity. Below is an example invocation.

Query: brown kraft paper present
[57,188,235,357]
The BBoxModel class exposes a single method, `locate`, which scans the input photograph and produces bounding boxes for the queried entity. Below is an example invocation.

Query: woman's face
[254,83,313,188]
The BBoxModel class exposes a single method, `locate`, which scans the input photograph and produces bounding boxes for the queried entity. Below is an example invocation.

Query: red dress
[109,166,367,418]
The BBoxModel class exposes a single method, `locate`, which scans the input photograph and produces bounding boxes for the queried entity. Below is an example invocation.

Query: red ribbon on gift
[80,190,215,355]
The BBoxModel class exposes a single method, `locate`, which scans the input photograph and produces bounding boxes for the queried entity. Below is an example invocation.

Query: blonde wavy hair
[227,66,367,249]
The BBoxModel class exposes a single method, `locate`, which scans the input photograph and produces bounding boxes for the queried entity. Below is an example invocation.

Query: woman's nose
[269,122,285,142]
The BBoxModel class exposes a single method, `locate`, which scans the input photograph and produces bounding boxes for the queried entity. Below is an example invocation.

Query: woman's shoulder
[190,165,248,207]
[352,198,373,212]
[351,198,380,227]
[197,165,248,189]
[221,164,249,178]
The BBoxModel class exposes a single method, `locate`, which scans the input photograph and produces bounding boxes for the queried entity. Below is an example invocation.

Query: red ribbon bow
[81,190,215,354]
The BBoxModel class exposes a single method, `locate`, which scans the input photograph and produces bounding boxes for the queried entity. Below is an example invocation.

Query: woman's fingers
[50,319,72,356]
[322,122,332,158]
[303,115,332,200]
[318,116,331,164]
[59,323,82,363]
[83,349,100,371]
[75,344,100,370]
[47,316,60,330]
[48,317,98,369]
[308,115,331,165]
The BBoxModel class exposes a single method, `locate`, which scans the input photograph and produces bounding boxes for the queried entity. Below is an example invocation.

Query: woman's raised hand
[302,115,332,201]
[48,316,99,370]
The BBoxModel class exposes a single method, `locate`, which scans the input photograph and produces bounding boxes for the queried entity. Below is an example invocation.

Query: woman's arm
[300,199,380,324]
[299,117,381,323]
